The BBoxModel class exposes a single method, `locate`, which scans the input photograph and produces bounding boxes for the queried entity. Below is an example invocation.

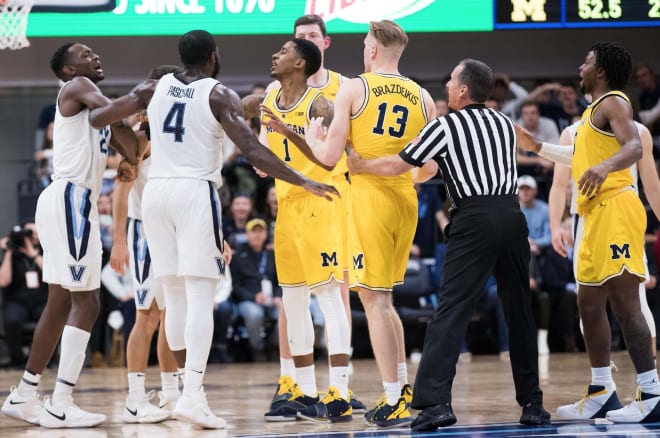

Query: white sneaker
[122,390,171,423]
[606,388,660,423]
[158,390,179,412]
[39,396,106,428]
[172,387,227,429]
[556,384,622,419]
[1,385,42,425]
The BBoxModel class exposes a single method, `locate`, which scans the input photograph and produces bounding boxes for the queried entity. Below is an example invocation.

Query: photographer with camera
[0,222,46,367]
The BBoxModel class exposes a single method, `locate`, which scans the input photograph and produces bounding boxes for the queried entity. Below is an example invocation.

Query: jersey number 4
[372,103,409,138]
[163,102,187,142]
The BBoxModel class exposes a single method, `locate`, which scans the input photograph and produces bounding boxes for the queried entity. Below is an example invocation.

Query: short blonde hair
[369,20,408,49]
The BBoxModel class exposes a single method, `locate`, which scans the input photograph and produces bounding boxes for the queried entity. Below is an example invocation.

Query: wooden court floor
[1,351,660,437]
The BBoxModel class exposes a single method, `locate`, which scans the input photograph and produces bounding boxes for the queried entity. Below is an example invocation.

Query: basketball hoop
[0,0,34,50]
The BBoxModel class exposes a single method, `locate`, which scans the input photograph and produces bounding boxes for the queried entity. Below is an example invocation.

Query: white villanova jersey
[51,83,110,198]
[128,156,151,220]
[147,73,225,186]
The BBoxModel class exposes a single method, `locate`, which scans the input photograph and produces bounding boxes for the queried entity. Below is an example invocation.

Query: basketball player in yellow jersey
[517,42,660,423]
[260,38,353,423]
[304,20,436,428]
[263,14,366,418]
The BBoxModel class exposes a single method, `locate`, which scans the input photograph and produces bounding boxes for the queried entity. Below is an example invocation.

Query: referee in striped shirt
[347,59,549,431]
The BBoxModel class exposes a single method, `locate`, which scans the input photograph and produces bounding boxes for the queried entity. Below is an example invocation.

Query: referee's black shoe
[519,400,551,425]
[410,403,457,432]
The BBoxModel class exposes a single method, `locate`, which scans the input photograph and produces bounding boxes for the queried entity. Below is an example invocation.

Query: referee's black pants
[411,195,543,409]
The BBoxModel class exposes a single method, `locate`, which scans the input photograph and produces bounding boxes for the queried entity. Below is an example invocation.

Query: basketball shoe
[171,387,226,429]
[348,389,366,414]
[39,396,106,428]
[368,396,411,428]
[264,384,319,422]
[298,386,352,423]
[157,390,178,413]
[1,385,42,425]
[556,384,622,419]
[264,375,296,417]
[606,388,660,423]
[365,384,412,422]
[122,390,170,423]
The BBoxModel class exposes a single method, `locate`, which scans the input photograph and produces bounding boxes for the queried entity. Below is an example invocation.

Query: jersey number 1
[163,102,186,142]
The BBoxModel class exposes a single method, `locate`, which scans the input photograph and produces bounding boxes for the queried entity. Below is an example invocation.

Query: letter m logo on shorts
[320,252,338,267]
[610,243,631,260]
[352,253,364,270]
[68,265,86,283]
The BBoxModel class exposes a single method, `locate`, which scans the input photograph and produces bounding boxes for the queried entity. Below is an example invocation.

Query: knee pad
[282,286,314,356]
[314,283,351,356]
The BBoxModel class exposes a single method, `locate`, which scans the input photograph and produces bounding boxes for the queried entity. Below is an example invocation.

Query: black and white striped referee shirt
[399,103,518,202]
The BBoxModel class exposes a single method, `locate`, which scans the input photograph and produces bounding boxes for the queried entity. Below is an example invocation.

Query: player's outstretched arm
[347,145,413,177]
[213,85,338,200]
[88,79,156,129]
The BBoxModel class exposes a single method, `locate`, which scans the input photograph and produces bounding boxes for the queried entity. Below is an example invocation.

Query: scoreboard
[496,0,660,29]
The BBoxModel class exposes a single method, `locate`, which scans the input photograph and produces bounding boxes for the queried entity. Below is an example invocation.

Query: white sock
[52,325,90,406]
[178,367,185,383]
[296,365,317,397]
[638,369,660,394]
[329,366,349,399]
[128,372,146,401]
[280,358,295,380]
[398,362,408,387]
[17,370,40,397]
[384,381,400,406]
[161,371,179,398]
[591,365,614,388]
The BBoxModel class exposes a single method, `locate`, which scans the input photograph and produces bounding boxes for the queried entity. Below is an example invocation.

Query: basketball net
[0,0,34,50]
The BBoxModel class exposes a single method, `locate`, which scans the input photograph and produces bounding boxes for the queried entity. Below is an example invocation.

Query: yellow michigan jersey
[350,73,429,187]
[573,90,645,285]
[261,85,343,288]
[573,91,635,214]
[348,73,428,290]
[262,86,333,199]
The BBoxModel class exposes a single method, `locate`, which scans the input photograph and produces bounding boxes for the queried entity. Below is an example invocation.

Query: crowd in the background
[0,64,659,369]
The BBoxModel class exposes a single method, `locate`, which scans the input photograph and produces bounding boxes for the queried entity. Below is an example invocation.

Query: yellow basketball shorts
[576,189,646,285]
[349,183,417,291]
[274,195,344,289]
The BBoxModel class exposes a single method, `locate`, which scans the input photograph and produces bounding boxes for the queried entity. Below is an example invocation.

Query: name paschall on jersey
[167,86,195,99]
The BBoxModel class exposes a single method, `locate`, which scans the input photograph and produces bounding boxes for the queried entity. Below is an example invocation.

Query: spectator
[223,193,254,248]
[0,223,46,367]
[33,121,54,188]
[529,82,586,132]
[517,103,557,198]
[229,218,281,361]
[489,73,529,119]
[412,183,447,289]
[263,184,278,249]
[518,175,552,355]
[633,64,660,154]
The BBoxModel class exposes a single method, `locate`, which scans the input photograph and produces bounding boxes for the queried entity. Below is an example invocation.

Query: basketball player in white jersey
[1,42,140,428]
[88,30,338,429]
[108,65,186,424]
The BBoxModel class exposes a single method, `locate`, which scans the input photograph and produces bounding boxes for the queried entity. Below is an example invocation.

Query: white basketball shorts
[141,178,226,280]
[35,179,102,291]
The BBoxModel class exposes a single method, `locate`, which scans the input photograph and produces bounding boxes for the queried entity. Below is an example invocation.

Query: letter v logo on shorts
[215,257,226,276]
[68,265,86,283]
[136,289,149,306]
